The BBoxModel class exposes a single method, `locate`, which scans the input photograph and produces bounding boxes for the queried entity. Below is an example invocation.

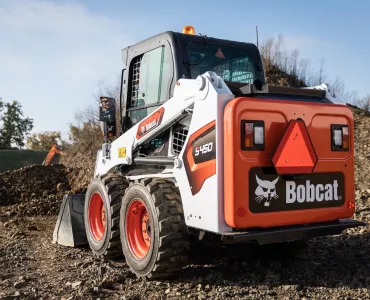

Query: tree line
[0,99,65,151]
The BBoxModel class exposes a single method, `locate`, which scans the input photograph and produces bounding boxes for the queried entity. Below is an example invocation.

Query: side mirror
[99,97,116,138]
[99,97,116,123]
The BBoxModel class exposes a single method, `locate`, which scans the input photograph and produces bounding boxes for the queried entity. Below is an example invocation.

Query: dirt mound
[265,64,307,88]
[352,107,370,192]
[61,152,94,194]
[0,164,70,217]
[58,122,103,193]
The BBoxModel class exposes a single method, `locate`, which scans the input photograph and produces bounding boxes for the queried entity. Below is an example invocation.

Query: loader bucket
[52,194,88,247]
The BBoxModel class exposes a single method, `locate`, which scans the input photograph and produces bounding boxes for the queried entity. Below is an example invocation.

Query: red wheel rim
[88,192,106,241]
[126,199,151,259]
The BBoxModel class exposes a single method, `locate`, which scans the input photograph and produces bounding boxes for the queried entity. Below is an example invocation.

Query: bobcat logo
[255,175,279,206]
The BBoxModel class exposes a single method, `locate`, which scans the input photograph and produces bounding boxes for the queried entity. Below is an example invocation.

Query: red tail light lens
[241,120,265,150]
[331,124,349,151]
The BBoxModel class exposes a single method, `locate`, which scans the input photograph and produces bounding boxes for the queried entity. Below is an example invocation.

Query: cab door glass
[128,46,169,126]
[138,47,163,105]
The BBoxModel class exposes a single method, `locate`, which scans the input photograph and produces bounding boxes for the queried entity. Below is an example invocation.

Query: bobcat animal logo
[255,175,279,207]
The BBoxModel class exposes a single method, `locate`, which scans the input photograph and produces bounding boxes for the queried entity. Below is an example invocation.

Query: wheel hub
[142,213,151,246]
[126,199,151,259]
[88,192,106,241]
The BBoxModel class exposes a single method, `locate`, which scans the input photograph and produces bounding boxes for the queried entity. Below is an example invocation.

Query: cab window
[127,46,170,126]
[187,43,257,84]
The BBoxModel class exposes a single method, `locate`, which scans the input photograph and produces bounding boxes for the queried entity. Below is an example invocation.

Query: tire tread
[96,174,128,259]
[142,178,189,279]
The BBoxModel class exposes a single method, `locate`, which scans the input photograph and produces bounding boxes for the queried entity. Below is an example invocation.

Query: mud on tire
[120,178,190,279]
[84,173,128,258]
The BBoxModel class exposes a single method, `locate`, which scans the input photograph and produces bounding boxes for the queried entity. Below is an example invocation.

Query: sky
[1,0,370,137]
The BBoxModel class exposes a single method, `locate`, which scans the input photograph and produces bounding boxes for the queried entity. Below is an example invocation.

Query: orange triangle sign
[215,48,225,59]
[272,120,317,174]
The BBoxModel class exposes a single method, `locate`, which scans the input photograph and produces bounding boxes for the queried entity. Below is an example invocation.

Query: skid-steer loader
[53,26,366,279]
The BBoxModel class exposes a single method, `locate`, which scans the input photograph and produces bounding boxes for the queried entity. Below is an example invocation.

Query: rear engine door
[223,97,354,229]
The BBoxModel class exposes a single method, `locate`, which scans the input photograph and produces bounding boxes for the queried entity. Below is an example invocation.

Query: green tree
[0,101,33,149]
[26,131,64,151]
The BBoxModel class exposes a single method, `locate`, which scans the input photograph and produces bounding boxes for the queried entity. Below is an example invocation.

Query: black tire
[84,173,128,258]
[120,178,190,279]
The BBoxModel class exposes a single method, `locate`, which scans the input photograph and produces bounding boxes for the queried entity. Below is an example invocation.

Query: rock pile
[0,164,70,216]
[353,106,370,192]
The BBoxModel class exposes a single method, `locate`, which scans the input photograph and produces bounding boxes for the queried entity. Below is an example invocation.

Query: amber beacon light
[182,26,196,35]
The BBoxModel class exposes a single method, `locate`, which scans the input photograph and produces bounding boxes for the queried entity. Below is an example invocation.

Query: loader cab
[119,26,265,132]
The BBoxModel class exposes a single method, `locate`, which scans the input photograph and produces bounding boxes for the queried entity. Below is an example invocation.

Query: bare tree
[73,75,121,126]
[63,76,122,152]
[318,58,327,84]
[258,34,355,103]
[329,77,345,98]
[355,94,370,112]
[93,76,121,102]
[259,35,307,88]
[345,91,359,105]
[26,131,64,150]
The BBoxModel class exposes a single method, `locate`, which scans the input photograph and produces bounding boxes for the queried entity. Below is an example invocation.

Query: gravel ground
[1,106,370,299]
[0,212,370,299]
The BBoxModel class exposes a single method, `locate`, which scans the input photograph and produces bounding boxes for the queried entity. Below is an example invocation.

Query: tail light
[241,120,265,150]
[331,124,349,151]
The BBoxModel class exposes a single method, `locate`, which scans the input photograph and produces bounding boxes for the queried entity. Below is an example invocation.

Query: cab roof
[121,31,260,67]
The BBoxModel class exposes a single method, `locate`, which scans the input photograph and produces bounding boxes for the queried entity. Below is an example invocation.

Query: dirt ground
[2,106,370,299]
[1,211,370,299]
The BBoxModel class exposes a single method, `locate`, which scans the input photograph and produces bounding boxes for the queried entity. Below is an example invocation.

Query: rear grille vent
[173,127,189,155]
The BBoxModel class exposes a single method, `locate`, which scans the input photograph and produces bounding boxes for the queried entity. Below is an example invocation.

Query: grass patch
[0,150,48,173]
